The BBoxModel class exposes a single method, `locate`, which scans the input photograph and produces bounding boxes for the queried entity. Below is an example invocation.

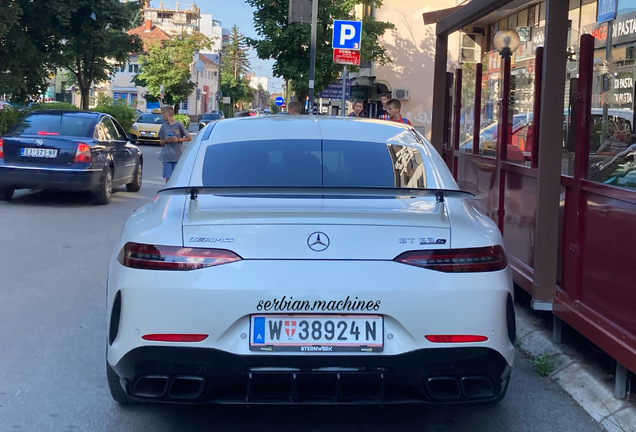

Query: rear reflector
[0,138,3,159]
[117,242,242,271]
[38,131,59,135]
[426,335,488,343]
[394,245,507,273]
[142,334,208,342]
[74,142,92,163]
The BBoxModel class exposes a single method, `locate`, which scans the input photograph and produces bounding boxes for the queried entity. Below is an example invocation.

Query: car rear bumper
[0,165,102,191]
[110,345,511,405]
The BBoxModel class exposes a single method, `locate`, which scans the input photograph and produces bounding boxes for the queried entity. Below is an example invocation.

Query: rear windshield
[137,114,163,124]
[12,113,95,137]
[201,140,426,188]
[202,114,221,120]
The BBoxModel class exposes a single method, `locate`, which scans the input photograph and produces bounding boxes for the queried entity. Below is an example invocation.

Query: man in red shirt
[385,99,412,125]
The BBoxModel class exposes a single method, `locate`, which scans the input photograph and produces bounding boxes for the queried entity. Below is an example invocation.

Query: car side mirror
[128,133,138,144]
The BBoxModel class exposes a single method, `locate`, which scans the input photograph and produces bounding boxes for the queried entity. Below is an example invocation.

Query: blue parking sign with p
[332,20,362,50]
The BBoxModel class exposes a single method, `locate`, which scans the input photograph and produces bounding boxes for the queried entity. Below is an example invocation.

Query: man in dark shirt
[377,93,390,120]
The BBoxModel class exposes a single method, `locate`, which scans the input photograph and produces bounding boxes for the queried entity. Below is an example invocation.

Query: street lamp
[492,28,520,228]
[493,28,520,59]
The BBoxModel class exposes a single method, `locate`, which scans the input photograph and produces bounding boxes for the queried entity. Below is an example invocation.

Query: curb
[516,306,636,432]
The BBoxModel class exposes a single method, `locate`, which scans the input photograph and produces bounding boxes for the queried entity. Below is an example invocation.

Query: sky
[197,0,283,94]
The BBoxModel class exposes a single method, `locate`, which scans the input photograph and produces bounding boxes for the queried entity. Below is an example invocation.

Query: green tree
[219,25,253,113]
[52,0,143,110]
[135,31,212,112]
[246,0,394,110]
[0,0,62,100]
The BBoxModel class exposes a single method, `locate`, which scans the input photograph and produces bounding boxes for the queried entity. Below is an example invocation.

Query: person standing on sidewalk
[348,100,364,117]
[385,99,412,125]
[377,93,390,120]
[158,105,192,183]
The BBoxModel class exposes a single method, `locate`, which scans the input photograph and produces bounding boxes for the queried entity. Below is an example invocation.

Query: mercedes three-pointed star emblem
[307,232,330,252]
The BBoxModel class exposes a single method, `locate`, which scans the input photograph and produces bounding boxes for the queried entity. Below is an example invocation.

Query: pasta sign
[613,74,634,107]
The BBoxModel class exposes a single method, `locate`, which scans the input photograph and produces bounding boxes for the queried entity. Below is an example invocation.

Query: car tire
[0,188,15,201]
[107,362,135,404]
[93,167,113,205]
[126,162,143,192]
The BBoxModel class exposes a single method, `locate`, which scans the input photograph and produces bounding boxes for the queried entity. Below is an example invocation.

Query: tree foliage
[51,0,143,110]
[220,25,253,111]
[135,31,212,111]
[246,0,394,104]
[0,0,61,100]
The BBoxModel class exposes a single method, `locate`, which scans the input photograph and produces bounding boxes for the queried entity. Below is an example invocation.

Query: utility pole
[307,0,318,115]
[341,66,347,116]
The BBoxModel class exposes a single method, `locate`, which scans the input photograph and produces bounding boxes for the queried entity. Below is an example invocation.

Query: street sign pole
[307,0,318,115]
[341,66,347,116]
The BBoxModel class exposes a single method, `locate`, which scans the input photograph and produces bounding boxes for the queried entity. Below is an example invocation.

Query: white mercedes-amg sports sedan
[106,116,515,405]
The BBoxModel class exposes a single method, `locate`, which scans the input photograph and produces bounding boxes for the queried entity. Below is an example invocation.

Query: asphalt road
[0,144,603,432]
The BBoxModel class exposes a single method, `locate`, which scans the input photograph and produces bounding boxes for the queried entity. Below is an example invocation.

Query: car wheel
[126,162,143,192]
[93,167,113,205]
[107,362,135,404]
[0,188,15,201]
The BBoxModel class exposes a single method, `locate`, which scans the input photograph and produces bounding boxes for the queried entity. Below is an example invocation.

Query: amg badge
[189,237,234,243]
[399,238,447,245]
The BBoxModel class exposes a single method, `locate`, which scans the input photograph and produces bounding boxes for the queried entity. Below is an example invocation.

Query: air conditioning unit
[395,88,410,100]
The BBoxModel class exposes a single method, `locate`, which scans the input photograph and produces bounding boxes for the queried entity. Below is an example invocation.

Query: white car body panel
[107,116,514,404]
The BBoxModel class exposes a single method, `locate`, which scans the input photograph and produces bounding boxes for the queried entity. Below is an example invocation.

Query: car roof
[28,110,100,117]
[204,116,418,144]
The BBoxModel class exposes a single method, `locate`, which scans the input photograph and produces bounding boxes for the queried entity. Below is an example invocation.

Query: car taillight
[393,245,507,273]
[426,335,489,343]
[117,242,242,270]
[74,142,92,163]
[0,138,3,159]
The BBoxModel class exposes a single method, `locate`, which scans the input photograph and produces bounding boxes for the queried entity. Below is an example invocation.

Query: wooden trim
[454,151,497,166]
[422,6,462,25]
[501,161,538,178]
[561,175,575,187]
[555,291,636,375]
[510,255,534,294]
[532,0,569,303]
[580,180,636,206]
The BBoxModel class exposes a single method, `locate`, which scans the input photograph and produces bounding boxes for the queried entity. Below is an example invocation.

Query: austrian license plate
[250,315,383,352]
[21,148,58,158]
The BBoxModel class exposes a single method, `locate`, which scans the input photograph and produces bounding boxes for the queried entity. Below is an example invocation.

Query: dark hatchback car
[0,110,143,205]
[199,112,223,130]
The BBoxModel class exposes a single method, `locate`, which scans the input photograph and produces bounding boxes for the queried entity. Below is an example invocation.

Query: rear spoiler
[159,186,474,202]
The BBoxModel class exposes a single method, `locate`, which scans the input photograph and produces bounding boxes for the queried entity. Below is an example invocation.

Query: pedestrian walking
[158,105,192,183]
[385,99,412,125]
[348,100,364,117]
[377,93,390,120]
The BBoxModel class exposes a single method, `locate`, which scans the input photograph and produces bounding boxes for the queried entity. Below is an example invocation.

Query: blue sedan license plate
[21,148,57,158]
[250,314,383,352]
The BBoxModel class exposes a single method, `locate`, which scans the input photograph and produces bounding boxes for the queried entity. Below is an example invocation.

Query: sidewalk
[515,291,636,432]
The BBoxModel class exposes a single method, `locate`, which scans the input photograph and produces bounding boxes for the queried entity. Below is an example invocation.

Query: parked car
[0,110,143,204]
[199,113,223,130]
[209,110,225,119]
[106,116,514,405]
[263,108,272,115]
[130,109,163,145]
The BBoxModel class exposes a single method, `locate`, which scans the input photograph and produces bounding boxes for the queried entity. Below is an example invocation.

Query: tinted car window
[202,114,221,121]
[101,118,119,141]
[137,114,163,124]
[201,140,426,188]
[12,113,95,137]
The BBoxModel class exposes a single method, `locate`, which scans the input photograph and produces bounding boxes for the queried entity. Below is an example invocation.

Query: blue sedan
[0,110,143,205]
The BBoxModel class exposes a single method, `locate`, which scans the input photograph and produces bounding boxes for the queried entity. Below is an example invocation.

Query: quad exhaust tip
[131,375,206,400]
[426,376,495,400]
